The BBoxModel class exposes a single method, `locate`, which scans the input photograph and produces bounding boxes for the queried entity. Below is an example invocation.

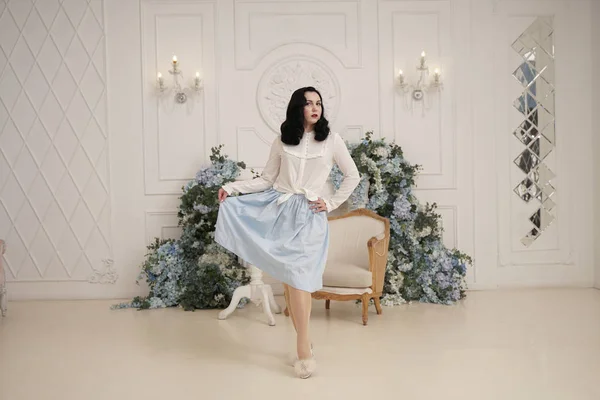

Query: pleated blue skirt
[214,188,329,293]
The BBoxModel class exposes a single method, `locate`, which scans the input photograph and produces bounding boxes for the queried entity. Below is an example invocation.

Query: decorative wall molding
[88,257,118,284]
[379,0,456,190]
[236,127,274,169]
[0,0,112,283]
[234,0,361,70]
[436,205,458,249]
[342,125,363,143]
[493,1,586,280]
[257,56,341,133]
[144,210,181,245]
[6,0,589,300]
[140,0,218,195]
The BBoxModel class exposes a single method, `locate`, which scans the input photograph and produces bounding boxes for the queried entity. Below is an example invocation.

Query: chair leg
[374,296,382,315]
[0,285,6,317]
[361,294,369,325]
[325,299,330,310]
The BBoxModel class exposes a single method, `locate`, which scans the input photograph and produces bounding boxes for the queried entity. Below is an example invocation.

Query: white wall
[594,0,600,289]
[0,0,115,299]
[474,0,594,288]
[105,0,475,299]
[1,0,597,300]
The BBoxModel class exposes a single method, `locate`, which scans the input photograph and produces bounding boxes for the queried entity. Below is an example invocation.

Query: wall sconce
[156,55,203,104]
[396,51,443,115]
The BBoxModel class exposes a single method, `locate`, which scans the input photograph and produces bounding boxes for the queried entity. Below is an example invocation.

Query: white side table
[218,261,281,326]
[0,240,6,317]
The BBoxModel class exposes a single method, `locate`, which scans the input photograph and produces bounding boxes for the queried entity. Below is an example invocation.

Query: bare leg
[284,284,298,333]
[287,285,312,360]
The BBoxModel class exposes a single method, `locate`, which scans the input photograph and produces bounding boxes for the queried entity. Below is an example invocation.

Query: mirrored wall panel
[511,16,555,247]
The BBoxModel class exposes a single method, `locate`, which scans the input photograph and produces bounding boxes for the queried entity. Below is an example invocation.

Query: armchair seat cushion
[322,262,372,288]
[318,286,372,295]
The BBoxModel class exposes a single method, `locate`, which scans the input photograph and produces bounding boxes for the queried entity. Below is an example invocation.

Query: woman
[215,87,360,378]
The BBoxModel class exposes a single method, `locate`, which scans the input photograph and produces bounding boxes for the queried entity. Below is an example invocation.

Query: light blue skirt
[214,188,329,293]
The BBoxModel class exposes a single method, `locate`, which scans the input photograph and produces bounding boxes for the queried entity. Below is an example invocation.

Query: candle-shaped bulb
[397,69,405,85]
[194,71,202,90]
[172,55,178,64]
[157,72,164,90]
[421,51,426,57]
[433,68,440,84]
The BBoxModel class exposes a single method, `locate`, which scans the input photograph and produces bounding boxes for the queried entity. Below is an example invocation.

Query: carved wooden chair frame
[284,208,391,325]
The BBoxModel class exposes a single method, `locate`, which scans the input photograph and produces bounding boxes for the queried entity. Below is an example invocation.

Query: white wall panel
[145,210,181,245]
[474,0,594,287]
[141,0,218,194]
[379,0,456,189]
[234,0,361,70]
[0,0,113,291]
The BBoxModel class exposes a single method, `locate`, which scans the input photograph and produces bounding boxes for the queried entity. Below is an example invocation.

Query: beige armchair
[0,240,6,317]
[285,208,391,325]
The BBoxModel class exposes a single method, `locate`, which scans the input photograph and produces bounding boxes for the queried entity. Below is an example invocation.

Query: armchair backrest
[327,209,389,271]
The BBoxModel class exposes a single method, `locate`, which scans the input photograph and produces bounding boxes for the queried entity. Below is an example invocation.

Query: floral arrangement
[112,146,250,310]
[330,132,471,305]
[113,132,471,310]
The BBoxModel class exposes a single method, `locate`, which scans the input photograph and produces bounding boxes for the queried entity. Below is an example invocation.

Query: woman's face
[303,91,322,128]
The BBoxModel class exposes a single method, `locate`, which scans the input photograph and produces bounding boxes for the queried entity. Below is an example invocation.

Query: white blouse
[222,131,360,212]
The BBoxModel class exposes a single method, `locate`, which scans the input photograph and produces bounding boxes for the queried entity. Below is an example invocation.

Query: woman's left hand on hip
[309,198,327,213]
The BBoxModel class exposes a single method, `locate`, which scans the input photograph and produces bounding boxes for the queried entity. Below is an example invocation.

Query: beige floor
[0,288,599,400]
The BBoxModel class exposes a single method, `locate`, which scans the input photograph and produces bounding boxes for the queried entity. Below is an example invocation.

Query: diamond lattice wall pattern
[0,0,112,282]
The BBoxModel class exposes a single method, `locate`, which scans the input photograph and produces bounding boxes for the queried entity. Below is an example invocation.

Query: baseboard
[5,280,595,302]
[464,283,497,291]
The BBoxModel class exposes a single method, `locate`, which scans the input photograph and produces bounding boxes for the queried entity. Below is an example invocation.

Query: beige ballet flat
[288,343,314,366]
[294,357,317,379]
